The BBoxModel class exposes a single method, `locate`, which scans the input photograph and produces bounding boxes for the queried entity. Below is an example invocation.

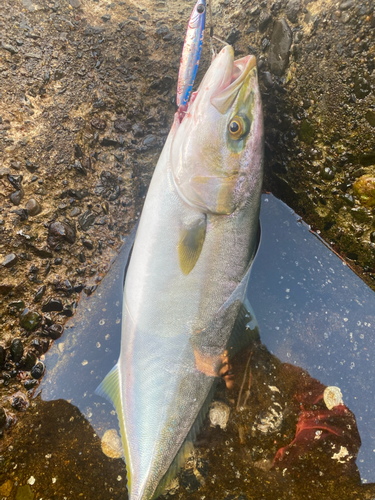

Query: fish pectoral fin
[178,216,207,275]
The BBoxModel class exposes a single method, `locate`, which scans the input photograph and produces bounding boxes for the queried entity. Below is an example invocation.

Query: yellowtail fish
[176,0,206,108]
[96,45,264,500]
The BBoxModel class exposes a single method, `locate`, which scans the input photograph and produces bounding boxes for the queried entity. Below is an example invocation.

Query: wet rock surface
[0,0,375,497]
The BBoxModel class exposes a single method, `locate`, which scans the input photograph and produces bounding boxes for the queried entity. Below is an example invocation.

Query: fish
[176,0,206,108]
[96,45,264,500]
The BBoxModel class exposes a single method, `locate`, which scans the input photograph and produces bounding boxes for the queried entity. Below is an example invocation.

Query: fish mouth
[211,46,256,114]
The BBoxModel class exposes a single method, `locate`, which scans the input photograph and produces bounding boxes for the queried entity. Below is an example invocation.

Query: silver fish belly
[97,45,264,500]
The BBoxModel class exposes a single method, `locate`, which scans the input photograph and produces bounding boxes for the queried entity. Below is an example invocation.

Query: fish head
[172,45,263,215]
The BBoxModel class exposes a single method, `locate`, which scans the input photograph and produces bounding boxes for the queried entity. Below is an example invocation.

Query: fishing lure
[176,0,206,108]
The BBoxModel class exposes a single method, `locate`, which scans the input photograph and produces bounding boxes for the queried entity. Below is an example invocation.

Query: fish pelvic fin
[95,365,132,492]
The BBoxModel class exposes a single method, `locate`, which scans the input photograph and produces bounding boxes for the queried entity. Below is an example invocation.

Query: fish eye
[228,117,245,140]
[197,4,205,13]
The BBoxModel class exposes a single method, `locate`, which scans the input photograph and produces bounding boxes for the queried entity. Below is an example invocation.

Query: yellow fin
[178,217,207,276]
[96,365,132,491]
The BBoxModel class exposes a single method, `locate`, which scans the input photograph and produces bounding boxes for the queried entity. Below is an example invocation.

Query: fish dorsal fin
[178,216,207,275]
[95,365,132,491]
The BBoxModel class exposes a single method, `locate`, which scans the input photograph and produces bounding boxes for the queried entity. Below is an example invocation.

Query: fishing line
[208,0,215,56]
[213,34,228,45]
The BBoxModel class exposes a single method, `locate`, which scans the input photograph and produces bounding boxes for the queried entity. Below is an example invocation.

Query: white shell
[324,386,344,410]
[209,401,231,429]
[101,428,123,458]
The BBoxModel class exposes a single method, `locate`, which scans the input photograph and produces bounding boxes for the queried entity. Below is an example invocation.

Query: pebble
[365,110,375,127]
[0,167,10,177]
[11,391,29,412]
[1,253,18,268]
[100,137,121,147]
[82,239,94,250]
[13,208,28,221]
[339,0,354,10]
[0,284,13,295]
[70,207,82,217]
[132,123,144,137]
[259,9,272,31]
[226,28,241,44]
[353,75,371,99]
[1,42,18,54]
[44,323,64,340]
[0,407,6,428]
[23,351,37,370]
[78,210,96,230]
[42,298,63,312]
[156,25,169,36]
[341,12,350,23]
[114,117,132,133]
[143,135,157,148]
[262,71,274,88]
[25,160,38,173]
[7,174,23,190]
[10,338,24,362]
[47,221,76,249]
[34,285,46,302]
[10,189,24,206]
[321,167,335,180]
[341,193,355,207]
[24,379,38,390]
[74,160,87,176]
[25,198,41,216]
[9,300,25,311]
[269,18,292,76]
[19,308,42,331]
[91,117,107,130]
[285,0,301,23]
[30,361,45,379]
[0,346,5,366]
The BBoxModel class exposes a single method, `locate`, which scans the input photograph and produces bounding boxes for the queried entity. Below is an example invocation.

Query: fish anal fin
[95,365,132,491]
[96,364,121,409]
[178,217,207,275]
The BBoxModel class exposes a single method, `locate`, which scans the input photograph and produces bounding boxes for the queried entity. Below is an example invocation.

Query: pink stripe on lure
[177,0,206,108]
